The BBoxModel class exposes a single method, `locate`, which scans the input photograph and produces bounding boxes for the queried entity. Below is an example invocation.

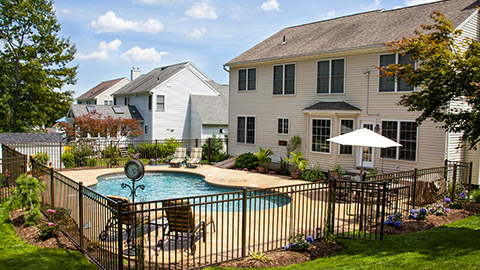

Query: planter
[257,166,267,173]
[290,172,301,179]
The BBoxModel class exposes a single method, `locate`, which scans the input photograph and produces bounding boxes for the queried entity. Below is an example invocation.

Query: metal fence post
[207,138,212,164]
[444,159,448,180]
[59,142,63,170]
[78,182,84,250]
[155,139,158,163]
[117,201,124,270]
[50,167,55,209]
[412,168,418,210]
[195,138,199,148]
[380,181,387,240]
[241,188,247,258]
[450,164,457,200]
[331,179,336,233]
[468,161,473,195]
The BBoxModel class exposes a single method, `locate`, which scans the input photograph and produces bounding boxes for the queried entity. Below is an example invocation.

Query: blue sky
[54,0,436,98]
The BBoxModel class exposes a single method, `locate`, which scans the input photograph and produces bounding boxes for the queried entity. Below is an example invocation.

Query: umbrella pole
[360,146,364,178]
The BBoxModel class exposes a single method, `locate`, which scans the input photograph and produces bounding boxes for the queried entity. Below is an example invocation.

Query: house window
[124,96,130,105]
[277,117,289,134]
[379,53,414,92]
[317,59,345,94]
[78,101,82,104]
[238,68,256,91]
[237,116,255,144]
[144,125,149,134]
[381,120,417,161]
[339,119,354,155]
[312,119,331,153]
[156,95,165,112]
[273,64,295,95]
[104,100,113,105]
[113,98,116,105]
[148,95,152,111]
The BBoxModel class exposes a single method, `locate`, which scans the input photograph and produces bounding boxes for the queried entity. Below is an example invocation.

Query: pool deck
[60,165,309,189]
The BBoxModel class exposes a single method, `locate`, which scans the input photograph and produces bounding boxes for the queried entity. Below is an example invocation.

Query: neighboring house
[112,62,228,141]
[0,133,64,144]
[225,0,480,185]
[76,77,130,105]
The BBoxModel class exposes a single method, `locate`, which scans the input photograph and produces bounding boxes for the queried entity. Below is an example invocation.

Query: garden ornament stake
[123,159,146,203]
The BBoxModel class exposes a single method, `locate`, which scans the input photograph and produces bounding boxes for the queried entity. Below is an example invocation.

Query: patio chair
[99,195,165,245]
[170,147,187,167]
[329,170,352,202]
[186,147,202,168]
[160,199,215,253]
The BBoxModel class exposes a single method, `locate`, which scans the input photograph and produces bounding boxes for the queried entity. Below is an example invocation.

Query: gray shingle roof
[226,0,478,66]
[114,62,189,95]
[69,105,144,121]
[0,133,64,144]
[77,78,126,100]
[190,81,229,125]
[303,101,361,111]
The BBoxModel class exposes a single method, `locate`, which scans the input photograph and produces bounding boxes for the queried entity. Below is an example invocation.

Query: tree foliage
[378,11,480,149]
[58,112,144,141]
[0,0,77,132]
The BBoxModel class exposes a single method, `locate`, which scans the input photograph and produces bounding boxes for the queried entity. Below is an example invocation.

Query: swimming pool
[91,171,290,211]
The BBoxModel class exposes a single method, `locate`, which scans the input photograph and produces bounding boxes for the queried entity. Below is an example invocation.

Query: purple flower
[48,222,55,226]
[283,244,291,251]
[48,209,55,214]
[388,215,393,220]
[444,197,451,203]
[394,221,402,228]
[420,208,427,214]
[408,215,413,219]
[410,209,416,214]
[413,214,418,219]
[460,192,466,198]
[384,219,392,225]
[306,236,314,243]
[445,208,451,212]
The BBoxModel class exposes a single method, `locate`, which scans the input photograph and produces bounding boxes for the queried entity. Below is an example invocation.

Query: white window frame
[277,117,290,135]
[338,118,355,155]
[238,68,257,92]
[156,95,165,112]
[378,53,416,93]
[237,115,256,145]
[272,63,296,96]
[316,58,346,95]
[310,117,332,154]
[380,119,418,162]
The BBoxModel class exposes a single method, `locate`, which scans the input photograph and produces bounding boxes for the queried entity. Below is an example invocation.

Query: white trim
[310,117,332,154]
[303,109,361,115]
[238,67,257,92]
[272,63,296,96]
[378,53,416,93]
[379,119,418,162]
[455,9,479,31]
[156,94,165,112]
[338,118,355,155]
[316,57,346,95]
[277,117,290,135]
[236,115,256,145]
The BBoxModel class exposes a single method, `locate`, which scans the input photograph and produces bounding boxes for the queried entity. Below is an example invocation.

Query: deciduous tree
[378,11,480,149]
[0,0,77,132]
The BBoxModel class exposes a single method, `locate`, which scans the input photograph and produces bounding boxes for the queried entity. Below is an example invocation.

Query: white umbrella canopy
[327,128,402,148]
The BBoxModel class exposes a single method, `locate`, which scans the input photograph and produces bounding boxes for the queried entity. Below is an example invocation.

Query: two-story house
[225,0,480,185]
[112,62,228,141]
[76,77,130,105]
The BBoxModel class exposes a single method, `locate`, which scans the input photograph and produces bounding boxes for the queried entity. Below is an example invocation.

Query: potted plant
[254,147,274,173]
[281,136,302,175]
[286,151,308,179]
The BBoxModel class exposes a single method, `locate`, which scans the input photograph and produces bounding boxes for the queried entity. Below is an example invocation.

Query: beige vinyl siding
[229,51,447,173]
[465,147,479,185]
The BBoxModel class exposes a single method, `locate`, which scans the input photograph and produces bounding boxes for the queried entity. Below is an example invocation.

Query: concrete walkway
[60,164,309,189]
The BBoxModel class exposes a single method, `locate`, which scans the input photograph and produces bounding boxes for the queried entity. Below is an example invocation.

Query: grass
[0,203,96,270]
[209,213,480,270]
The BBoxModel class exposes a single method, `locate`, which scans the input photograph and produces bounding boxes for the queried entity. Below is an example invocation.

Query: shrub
[61,152,75,168]
[234,153,258,170]
[71,145,93,167]
[87,158,97,167]
[87,241,101,251]
[385,212,403,228]
[8,174,46,226]
[202,134,225,159]
[332,164,346,176]
[0,169,11,188]
[470,189,480,203]
[301,168,327,182]
[408,208,428,220]
[428,204,450,216]
[283,234,314,252]
[34,152,49,165]
[101,145,120,165]
[249,251,269,261]
[38,222,60,240]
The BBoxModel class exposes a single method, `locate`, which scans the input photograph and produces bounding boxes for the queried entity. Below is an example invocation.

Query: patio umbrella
[327,128,402,176]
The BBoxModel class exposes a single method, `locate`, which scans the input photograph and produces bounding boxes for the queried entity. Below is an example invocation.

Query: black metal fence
[7,138,228,171]
[0,145,27,202]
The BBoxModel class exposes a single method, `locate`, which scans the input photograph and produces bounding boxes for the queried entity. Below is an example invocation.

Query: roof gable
[69,105,144,121]
[226,0,478,66]
[77,78,126,100]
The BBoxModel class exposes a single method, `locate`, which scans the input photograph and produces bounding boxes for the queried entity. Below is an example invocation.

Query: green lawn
[210,213,480,270]
[0,204,96,270]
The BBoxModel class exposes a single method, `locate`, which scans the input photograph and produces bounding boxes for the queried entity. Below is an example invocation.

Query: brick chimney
[131,67,141,81]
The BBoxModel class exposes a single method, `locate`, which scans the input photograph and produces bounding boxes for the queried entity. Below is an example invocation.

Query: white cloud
[261,0,280,11]
[121,46,170,63]
[185,0,218,20]
[90,11,164,33]
[61,8,71,15]
[405,0,437,6]
[319,10,336,20]
[186,28,206,39]
[133,0,189,5]
[76,39,122,60]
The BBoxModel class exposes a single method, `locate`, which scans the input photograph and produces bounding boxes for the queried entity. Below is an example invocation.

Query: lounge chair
[170,147,187,167]
[160,199,215,253]
[186,147,202,168]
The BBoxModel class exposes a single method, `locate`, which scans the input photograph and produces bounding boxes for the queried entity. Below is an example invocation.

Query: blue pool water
[91,172,290,211]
